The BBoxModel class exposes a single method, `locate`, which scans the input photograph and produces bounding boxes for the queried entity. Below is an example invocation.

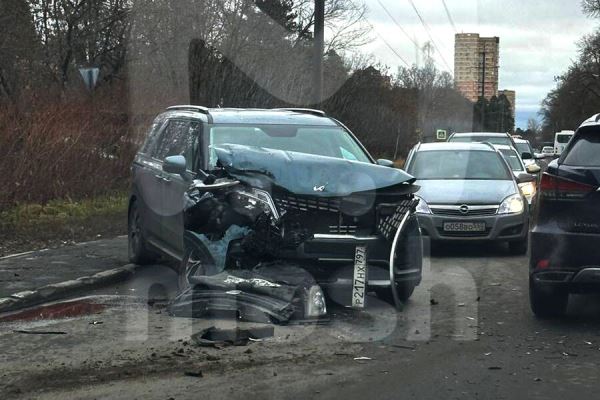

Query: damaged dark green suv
[128,106,422,313]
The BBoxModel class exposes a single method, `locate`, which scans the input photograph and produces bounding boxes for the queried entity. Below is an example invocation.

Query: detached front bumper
[417,212,528,242]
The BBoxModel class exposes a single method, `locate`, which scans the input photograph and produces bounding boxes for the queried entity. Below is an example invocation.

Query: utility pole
[479,48,486,130]
[313,0,325,105]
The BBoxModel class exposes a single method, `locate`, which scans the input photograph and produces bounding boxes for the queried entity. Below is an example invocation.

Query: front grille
[328,225,358,234]
[437,228,491,238]
[377,199,419,241]
[274,195,341,213]
[431,206,498,217]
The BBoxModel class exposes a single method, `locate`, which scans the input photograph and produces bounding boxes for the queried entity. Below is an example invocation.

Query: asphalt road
[3,238,600,399]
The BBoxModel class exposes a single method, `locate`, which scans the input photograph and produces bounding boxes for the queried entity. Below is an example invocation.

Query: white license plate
[352,246,368,309]
[443,222,486,232]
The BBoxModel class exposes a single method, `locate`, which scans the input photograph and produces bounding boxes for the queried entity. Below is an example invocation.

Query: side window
[185,122,202,171]
[152,120,191,161]
[141,115,166,155]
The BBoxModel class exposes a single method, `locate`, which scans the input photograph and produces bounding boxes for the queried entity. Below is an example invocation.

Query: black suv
[128,106,423,308]
[529,114,600,317]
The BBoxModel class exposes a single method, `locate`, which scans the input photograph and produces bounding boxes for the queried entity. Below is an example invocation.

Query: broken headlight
[304,284,327,318]
[234,189,280,220]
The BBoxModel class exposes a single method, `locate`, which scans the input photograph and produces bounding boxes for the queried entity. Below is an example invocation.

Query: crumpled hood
[416,179,517,205]
[212,144,415,197]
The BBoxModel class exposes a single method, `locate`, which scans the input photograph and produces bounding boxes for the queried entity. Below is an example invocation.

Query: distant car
[529,115,600,317]
[448,132,534,163]
[554,130,575,155]
[541,146,555,156]
[405,142,531,254]
[493,145,541,205]
[513,138,539,167]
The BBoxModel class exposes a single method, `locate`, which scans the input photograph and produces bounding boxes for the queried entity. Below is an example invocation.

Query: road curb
[0,264,139,314]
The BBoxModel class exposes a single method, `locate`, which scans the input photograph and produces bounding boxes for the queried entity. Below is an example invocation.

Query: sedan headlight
[518,182,536,198]
[415,196,432,214]
[498,193,524,215]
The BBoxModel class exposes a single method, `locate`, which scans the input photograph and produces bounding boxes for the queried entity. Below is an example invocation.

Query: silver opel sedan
[404,142,531,254]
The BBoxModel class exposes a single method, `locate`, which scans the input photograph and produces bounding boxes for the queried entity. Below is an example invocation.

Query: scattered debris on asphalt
[191,326,275,347]
[430,299,439,305]
[13,330,67,335]
[169,263,328,324]
[353,356,372,361]
[184,370,204,378]
[391,344,416,350]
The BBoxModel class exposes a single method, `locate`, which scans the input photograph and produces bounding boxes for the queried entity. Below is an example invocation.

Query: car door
[134,116,168,243]
[159,119,202,258]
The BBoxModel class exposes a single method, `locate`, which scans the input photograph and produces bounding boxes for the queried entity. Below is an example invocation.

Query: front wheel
[128,201,158,265]
[529,278,568,318]
[377,281,416,304]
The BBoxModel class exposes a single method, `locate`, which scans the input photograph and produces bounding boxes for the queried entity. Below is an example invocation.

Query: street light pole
[313,0,325,106]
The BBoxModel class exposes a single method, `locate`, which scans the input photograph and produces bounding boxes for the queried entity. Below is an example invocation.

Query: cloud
[362,0,598,128]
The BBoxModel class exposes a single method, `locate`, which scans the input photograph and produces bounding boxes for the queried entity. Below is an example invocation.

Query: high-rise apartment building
[454,33,500,102]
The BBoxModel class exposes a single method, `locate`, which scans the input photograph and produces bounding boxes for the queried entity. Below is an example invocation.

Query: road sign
[79,67,100,91]
[436,129,447,141]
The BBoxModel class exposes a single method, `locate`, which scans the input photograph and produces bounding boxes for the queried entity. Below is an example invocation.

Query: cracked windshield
[2,0,600,399]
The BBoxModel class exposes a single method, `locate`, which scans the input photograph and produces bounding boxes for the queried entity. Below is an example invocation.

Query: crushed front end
[172,145,423,322]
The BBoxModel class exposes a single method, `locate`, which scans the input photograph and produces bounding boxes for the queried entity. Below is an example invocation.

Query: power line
[406,0,453,73]
[441,0,457,33]
[354,0,412,67]
[374,28,411,67]
[376,0,418,48]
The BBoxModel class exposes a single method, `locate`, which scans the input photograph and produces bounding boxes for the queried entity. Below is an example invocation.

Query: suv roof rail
[273,108,327,117]
[166,105,210,114]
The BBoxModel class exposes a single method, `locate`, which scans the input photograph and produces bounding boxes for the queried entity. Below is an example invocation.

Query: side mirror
[526,164,541,174]
[377,159,395,168]
[517,172,536,184]
[521,152,533,160]
[163,155,187,176]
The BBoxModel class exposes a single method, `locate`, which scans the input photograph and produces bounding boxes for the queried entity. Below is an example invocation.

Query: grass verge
[0,193,128,257]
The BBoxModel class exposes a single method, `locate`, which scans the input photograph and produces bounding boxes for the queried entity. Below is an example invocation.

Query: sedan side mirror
[521,152,533,160]
[377,159,395,168]
[526,164,541,174]
[517,172,536,184]
[163,155,187,176]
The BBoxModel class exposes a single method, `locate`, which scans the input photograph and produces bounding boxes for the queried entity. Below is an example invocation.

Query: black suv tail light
[539,172,597,200]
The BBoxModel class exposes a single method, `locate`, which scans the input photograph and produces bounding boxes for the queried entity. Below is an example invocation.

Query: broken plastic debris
[191,326,275,347]
[353,357,372,361]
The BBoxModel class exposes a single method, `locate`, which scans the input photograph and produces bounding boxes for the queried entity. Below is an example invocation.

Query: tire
[377,281,417,305]
[128,201,158,265]
[529,278,568,318]
[509,240,528,255]
[178,243,214,291]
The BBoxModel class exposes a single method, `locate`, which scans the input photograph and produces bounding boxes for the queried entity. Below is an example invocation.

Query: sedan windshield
[209,125,371,166]
[409,150,512,180]
[499,149,524,171]
[450,136,512,146]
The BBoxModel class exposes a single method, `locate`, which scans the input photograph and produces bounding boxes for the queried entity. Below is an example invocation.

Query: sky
[359,0,598,129]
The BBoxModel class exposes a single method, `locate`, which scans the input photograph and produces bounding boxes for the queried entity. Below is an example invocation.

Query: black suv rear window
[562,132,600,167]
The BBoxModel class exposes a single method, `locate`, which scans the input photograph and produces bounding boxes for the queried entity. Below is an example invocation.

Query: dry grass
[0,88,140,211]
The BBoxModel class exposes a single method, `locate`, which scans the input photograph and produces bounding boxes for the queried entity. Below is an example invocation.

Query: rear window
[556,134,573,144]
[562,132,600,166]
[408,150,512,180]
[515,142,532,155]
[450,135,512,147]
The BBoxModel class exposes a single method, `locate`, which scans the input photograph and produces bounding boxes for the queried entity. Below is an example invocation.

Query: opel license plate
[443,222,486,232]
[352,245,368,309]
